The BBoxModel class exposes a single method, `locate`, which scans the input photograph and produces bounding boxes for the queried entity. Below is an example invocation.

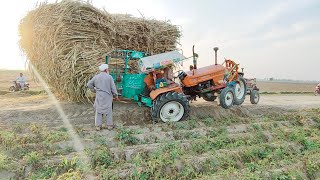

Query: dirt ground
[0,69,318,129]
[0,91,319,128]
[0,70,320,179]
[0,70,42,92]
[0,69,318,127]
[257,81,317,92]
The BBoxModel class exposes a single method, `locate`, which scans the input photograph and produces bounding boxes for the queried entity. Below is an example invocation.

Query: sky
[0,0,319,81]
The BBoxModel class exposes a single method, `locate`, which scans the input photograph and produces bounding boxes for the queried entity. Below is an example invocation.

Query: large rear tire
[202,92,217,102]
[234,77,247,105]
[219,87,235,109]
[151,92,189,122]
[250,90,260,104]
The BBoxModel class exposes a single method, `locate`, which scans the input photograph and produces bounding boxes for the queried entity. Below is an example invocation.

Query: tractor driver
[163,66,174,84]
[144,71,166,96]
[144,72,155,96]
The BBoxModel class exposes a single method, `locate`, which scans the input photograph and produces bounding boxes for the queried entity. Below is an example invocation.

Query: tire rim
[225,91,234,106]
[160,101,185,122]
[254,92,260,102]
[235,81,245,100]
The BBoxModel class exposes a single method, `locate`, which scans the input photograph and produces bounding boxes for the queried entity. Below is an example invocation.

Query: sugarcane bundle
[19,0,181,102]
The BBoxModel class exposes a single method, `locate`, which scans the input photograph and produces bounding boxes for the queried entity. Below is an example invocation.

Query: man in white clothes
[87,64,118,131]
[16,73,26,90]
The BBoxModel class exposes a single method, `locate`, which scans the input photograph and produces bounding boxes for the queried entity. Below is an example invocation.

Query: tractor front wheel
[250,90,260,104]
[219,87,235,109]
[234,77,247,105]
[9,86,15,92]
[151,92,189,122]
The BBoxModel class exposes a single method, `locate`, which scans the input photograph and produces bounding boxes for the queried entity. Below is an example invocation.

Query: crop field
[257,81,317,93]
[0,70,320,179]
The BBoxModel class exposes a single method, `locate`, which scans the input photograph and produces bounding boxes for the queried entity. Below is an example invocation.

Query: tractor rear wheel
[151,92,189,122]
[219,87,235,109]
[250,90,260,104]
[202,92,217,102]
[234,77,247,105]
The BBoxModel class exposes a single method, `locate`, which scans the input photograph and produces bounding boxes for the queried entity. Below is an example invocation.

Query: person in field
[16,73,26,90]
[87,64,118,131]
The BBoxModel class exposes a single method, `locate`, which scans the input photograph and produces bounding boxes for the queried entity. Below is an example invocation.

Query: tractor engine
[198,80,213,90]
[180,76,215,98]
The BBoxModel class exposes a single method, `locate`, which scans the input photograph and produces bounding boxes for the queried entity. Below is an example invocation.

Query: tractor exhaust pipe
[214,47,219,65]
[192,45,197,69]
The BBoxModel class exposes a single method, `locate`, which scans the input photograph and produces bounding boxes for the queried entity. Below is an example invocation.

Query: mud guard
[149,84,183,100]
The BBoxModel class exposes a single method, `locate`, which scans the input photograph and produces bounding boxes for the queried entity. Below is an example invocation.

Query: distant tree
[269,77,274,81]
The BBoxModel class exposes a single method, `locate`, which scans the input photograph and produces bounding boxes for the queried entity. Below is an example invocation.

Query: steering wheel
[173,70,185,79]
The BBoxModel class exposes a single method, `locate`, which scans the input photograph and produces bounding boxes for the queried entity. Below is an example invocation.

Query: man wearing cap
[87,64,118,130]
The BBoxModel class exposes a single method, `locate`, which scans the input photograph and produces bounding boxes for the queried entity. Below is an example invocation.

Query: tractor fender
[226,81,237,87]
[150,84,183,100]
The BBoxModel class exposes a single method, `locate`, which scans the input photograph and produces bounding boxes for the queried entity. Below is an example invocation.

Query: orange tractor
[176,46,246,108]
[140,46,246,122]
[109,47,246,122]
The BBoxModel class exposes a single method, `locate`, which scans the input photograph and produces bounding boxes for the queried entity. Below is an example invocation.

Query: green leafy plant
[306,158,320,179]
[44,131,69,143]
[91,147,113,168]
[116,128,139,145]
[0,131,16,149]
[23,151,41,166]
[203,117,214,126]
[56,169,83,180]
[0,151,9,170]
[58,156,79,173]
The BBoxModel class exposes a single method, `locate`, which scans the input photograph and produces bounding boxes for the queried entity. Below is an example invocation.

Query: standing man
[87,64,118,131]
[16,73,26,90]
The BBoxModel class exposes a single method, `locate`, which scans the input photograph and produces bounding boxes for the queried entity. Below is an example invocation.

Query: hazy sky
[0,0,319,81]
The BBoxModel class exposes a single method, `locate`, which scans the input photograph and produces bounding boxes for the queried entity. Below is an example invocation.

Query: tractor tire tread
[151,92,189,123]
[219,87,235,109]
[250,90,260,104]
[234,77,247,105]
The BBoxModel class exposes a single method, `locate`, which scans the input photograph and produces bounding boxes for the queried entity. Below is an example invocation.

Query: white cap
[99,64,109,71]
